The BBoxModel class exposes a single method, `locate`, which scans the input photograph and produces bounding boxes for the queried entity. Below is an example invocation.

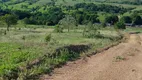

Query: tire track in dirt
[41,34,142,80]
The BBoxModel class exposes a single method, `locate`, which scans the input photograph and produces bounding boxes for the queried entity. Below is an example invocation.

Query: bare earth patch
[41,34,142,80]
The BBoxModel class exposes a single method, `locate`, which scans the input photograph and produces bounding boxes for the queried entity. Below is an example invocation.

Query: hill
[106,0,142,2]
[0,0,141,11]
[1,0,142,6]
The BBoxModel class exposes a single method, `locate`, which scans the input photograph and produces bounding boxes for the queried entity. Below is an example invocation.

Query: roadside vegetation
[0,26,122,79]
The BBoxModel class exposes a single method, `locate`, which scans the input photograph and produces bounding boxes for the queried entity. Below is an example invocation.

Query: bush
[45,34,52,43]
[21,36,26,40]
[83,22,101,38]
[101,22,107,28]
[115,21,126,29]
[54,25,63,33]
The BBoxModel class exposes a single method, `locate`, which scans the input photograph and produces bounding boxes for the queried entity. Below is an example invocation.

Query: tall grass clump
[0,29,7,35]
[21,36,26,41]
[45,34,52,43]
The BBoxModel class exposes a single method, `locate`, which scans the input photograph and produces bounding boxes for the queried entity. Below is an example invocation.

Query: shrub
[115,56,126,62]
[101,22,107,28]
[21,36,26,40]
[115,21,126,29]
[45,34,52,43]
[54,25,63,33]
[83,22,101,38]
[4,30,7,35]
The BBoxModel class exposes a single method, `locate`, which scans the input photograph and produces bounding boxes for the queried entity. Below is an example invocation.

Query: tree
[115,21,126,29]
[131,14,142,25]
[105,15,119,25]
[58,15,77,32]
[1,14,18,31]
[120,16,132,23]
[47,7,64,25]
[51,0,56,6]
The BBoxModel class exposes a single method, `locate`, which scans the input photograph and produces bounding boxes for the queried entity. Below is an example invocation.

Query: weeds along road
[41,34,142,80]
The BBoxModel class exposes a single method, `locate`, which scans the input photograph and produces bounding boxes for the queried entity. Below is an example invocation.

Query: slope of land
[0,0,142,14]
[106,0,142,2]
[41,34,142,80]
[1,0,142,8]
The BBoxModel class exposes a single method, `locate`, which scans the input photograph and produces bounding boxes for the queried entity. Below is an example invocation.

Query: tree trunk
[7,24,10,31]
[68,26,70,32]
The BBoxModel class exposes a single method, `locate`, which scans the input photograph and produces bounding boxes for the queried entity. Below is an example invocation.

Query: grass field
[0,25,123,79]
[0,23,142,79]
[125,27,142,33]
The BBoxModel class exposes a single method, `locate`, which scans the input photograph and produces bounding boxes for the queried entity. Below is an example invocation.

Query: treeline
[106,1,142,5]
[73,3,132,14]
[0,8,9,16]
[0,3,135,26]
[104,13,142,26]
[1,0,40,5]
[23,7,64,25]
[22,7,100,25]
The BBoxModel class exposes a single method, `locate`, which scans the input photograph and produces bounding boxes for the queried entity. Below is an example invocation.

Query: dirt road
[41,34,142,80]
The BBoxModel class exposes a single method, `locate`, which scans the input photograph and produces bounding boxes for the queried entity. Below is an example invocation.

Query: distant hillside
[105,0,142,5]
[1,0,142,5]
[106,0,142,2]
[1,0,142,4]
[0,0,141,11]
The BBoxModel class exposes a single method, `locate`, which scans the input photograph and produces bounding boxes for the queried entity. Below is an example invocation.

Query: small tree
[59,15,77,32]
[1,14,18,31]
[115,21,126,30]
